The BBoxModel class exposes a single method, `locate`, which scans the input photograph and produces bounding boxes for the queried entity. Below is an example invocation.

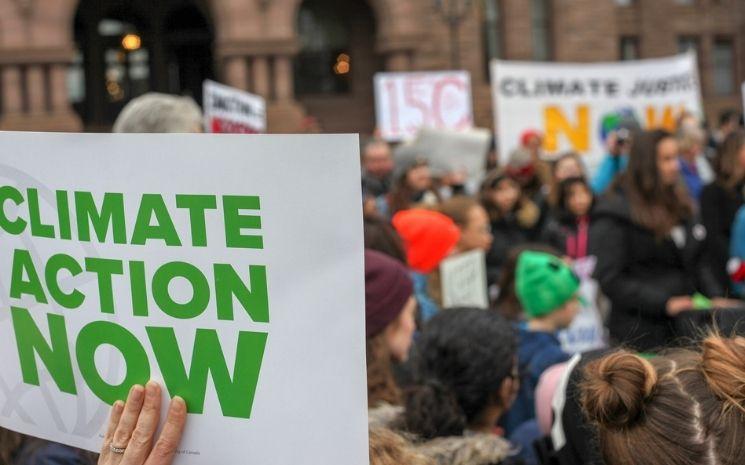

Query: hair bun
[404,379,466,440]
[702,335,745,414]
[581,351,658,429]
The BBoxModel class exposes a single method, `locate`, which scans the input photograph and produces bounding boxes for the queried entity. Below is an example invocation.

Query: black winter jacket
[700,181,745,294]
[589,189,724,351]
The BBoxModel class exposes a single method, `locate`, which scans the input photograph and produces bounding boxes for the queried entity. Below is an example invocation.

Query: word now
[11,307,267,419]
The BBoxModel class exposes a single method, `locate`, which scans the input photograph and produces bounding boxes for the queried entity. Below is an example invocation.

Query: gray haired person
[112,93,203,133]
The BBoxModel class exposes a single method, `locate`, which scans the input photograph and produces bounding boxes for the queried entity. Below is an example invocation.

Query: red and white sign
[374,71,474,141]
[203,79,267,134]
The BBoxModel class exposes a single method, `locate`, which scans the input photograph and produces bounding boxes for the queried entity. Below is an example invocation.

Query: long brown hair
[581,335,745,465]
[367,333,401,408]
[548,152,587,207]
[620,129,692,238]
[713,129,745,191]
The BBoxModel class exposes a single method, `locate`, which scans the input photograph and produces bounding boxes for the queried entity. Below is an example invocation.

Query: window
[67,48,86,104]
[678,36,699,54]
[619,36,640,61]
[614,0,634,6]
[713,38,735,95]
[294,0,351,96]
[531,0,551,61]
[482,0,502,77]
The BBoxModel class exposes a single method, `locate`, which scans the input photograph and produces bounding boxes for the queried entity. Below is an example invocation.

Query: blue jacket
[591,154,627,194]
[411,272,439,322]
[501,324,570,434]
[14,441,88,465]
[730,206,745,297]
[679,159,704,201]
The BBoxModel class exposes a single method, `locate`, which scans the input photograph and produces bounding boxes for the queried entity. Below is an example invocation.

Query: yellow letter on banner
[544,105,590,152]
[645,106,681,131]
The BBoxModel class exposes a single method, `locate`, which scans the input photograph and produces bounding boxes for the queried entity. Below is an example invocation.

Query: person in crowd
[438,196,494,255]
[400,308,521,465]
[0,429,96,465]
[97,382,186,465]
[364,212,408,264]
[386,158,440,217]
[480,170,541,284]
[493,244,561,321]
[362,138,395,198]
[676,119,714,202]
[502,251,579,436]
[547,152,586,208]
[392,209,461,322]
[708,108,741,152]
[590,129,728,352]
[700,130,745,292]
[368,428,431,465]
[519,129,551,189]
[581,335,745,465]
[729,205,745,298]
[590,114,638,194]
[365,249,416,408]
[112,93,203,133]
[542,177,594,259]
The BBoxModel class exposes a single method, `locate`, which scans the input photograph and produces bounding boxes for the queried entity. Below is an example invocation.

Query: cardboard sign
[394,127,490,185]
[0,132,368,465]
[491,52,703,172]
[203,80,267,134]
[440,250,489,309]
[374,71,474,141]
[558,256,606,354]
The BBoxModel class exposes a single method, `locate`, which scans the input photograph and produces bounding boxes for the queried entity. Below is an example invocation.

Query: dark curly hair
[404,308,517,439]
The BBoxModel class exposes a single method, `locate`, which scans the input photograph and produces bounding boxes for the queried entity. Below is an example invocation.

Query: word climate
[3,187,269,419]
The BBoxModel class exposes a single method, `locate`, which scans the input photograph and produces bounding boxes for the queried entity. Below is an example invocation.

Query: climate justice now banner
[491,52,703,171]
[0,132,367,465]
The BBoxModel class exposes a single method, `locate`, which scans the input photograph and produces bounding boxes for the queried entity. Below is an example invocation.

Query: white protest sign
[491,52,702,172]
[558,256,606,354]
[742,81,745,115]
[0,132,368,465]
[374,71,474,141]
[203,79,267,133]
[394,127,490,184]
[440,250,488,309]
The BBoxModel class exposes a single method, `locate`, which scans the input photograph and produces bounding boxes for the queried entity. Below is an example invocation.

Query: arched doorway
[294,0,381,135]
[71,0,214,130]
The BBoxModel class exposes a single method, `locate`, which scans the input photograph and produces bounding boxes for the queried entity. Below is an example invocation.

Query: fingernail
[113,400,124,410]
[146,380,161,391]
[130,385,144,400]
[171,396,186,413]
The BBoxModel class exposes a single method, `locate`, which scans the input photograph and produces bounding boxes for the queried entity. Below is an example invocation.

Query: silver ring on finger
[110,444,127,455]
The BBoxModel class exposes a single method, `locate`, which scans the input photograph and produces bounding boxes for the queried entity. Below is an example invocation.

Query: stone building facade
[0,0,742,134]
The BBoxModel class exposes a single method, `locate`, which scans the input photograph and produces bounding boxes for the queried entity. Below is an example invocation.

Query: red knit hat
[391,209,461,274]
[520,129,543,147]
[365,249,414,337]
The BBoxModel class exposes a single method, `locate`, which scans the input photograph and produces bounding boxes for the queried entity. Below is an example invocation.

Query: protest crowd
[1,69,745,465]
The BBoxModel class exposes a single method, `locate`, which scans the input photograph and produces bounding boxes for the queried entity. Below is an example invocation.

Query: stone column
[50,64,69,112]
[2,66,24,113]
[26,65,46,113]
[273,55,293,102]
[252,56,271,99]
[224,56,249,90]
[385,51,410,71]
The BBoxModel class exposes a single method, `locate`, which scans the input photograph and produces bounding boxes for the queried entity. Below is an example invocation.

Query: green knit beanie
[515,251,580,318]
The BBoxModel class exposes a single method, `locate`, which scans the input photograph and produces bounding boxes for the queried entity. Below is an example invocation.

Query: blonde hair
[113,93,203,133]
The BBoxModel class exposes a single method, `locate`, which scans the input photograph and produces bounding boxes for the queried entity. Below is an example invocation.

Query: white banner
[203,80,267,134]
[374,71,474,141]
[0,132,367,465]
[491,52,703,172]
[440,250,488,309]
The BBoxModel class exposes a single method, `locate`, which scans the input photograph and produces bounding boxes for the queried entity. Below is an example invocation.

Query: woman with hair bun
[580,335,745,465]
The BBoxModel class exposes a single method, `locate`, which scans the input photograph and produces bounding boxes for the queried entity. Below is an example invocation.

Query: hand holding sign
[99,382,186,465]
